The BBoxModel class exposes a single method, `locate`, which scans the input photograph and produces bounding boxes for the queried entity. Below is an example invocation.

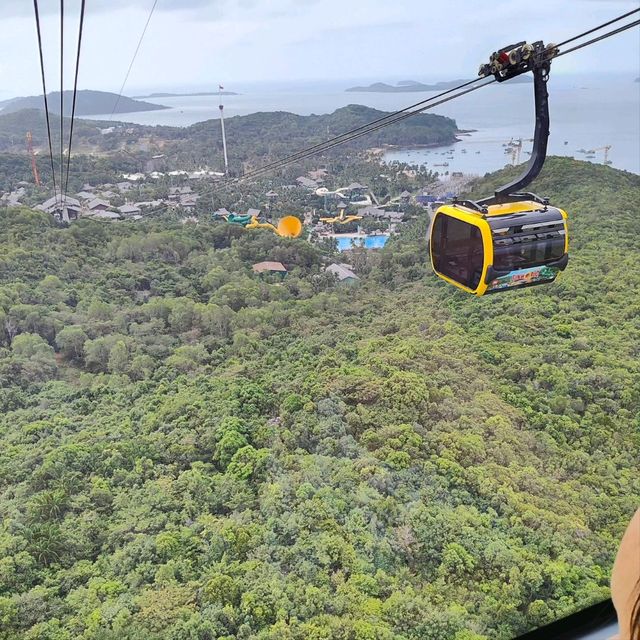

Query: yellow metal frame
[430,202,568,296]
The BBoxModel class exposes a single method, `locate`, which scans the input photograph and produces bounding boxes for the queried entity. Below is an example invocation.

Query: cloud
[0,0,637,96]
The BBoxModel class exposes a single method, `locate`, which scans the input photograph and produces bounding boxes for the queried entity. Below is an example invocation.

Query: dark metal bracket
[452,40,559,209]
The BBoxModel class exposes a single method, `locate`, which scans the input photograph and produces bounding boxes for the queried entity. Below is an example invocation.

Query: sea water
[82,74,639,174]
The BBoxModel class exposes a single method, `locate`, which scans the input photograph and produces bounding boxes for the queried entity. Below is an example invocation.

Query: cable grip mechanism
[472,40,560,206]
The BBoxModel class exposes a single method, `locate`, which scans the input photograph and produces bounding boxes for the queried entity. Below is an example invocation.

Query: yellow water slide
[277,215,303,238]
[245,215,303,238]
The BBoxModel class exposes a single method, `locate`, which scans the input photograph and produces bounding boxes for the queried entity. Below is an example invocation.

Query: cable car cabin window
[432,215,484,290]
[492,228,565,271]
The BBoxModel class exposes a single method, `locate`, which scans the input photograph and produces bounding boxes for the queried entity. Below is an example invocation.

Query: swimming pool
[336,235,389,251]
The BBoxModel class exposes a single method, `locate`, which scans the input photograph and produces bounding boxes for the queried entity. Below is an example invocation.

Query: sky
[0,0,638,98]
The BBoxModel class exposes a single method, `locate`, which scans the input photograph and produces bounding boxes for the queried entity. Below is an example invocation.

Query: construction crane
[505,138,534,166]
[26,132,41,187]
[593,145,612,165]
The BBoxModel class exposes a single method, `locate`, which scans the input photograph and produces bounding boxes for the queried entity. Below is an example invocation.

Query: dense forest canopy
[0,158,638,639]
[0,105,459,173]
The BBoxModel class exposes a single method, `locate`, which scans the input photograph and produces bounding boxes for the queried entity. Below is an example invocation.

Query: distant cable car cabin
[429,40,569,295]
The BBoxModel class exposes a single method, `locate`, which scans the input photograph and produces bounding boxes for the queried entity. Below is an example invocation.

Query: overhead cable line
[32,0,58,200]
[63,0,87,201]
[554,7,639,47]
[554,18,640,59]
[235,77,483,182]
[238,79,496,184]
[109,0,159,120]
[60,0,64,204]
[220,13,640,188]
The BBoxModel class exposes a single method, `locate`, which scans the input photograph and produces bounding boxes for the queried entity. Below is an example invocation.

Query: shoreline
[367,130,478,156]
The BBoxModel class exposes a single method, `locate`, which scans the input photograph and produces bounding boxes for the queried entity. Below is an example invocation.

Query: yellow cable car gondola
[429,40,569,295]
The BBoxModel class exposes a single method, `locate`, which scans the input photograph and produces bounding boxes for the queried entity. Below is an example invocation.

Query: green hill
[170,104,460,167]
[0,109,112,153]
[0,158,637,639]
[0,104,460,178]
[0,90,167,116]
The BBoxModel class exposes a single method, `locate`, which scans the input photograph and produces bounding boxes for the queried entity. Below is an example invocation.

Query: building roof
[326,263,359,281]
[246,208,261,217]
[135,200,163,208]
[253,261,288,274]
[346,182,367,190]
[296,176,318,189]
[169,186,193,195]
[359,206,386,218]
[265,190,278,197]
[213,208,231,217]
[118,204,141,214]
[188,169,222,179]
[400,190,412,198]
[75,191,94,201]
[87,198,111,210]
[38,195,81,212]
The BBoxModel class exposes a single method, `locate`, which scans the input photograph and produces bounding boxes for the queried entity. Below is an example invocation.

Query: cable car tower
[218,84,229,176]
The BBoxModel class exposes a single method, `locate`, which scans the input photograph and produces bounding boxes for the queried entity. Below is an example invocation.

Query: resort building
[326,263,359,284]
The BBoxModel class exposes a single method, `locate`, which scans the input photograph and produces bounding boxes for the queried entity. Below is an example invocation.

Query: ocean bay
[83,74,640,174]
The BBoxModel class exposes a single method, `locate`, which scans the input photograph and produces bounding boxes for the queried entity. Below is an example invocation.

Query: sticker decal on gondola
[487,265,560,291]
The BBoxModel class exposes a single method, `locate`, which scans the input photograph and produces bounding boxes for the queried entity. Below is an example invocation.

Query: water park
[212,209,303,238]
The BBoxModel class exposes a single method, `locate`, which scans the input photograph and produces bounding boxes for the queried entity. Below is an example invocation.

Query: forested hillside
[0,91,167,116]
[175,105,458,169]
[0,158,638,640]
[0,104,458,162]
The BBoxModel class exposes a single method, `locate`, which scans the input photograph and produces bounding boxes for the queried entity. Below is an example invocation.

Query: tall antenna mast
[218,84,229,175]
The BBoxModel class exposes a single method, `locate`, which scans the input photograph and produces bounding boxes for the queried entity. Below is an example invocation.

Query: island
[133,91,239,99]
[0,103,460,157]
[0,90,168,116]
[347,76,532,92]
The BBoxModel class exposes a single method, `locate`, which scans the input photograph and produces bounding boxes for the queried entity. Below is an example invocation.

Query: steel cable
[221,15,640,188]
[32,0,58,200]
[63,0,87,201]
